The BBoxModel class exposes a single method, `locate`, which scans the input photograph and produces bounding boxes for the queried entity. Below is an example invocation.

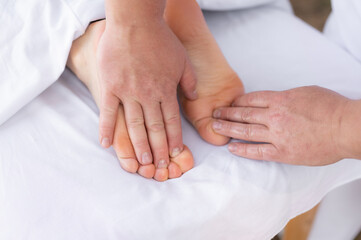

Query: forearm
[338,99,361,160]
[105,0,166,26]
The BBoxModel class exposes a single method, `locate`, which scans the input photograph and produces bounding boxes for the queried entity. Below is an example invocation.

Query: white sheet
[309,179,361,240]
[2,2,361,239]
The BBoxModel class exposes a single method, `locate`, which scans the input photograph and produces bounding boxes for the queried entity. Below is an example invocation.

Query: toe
[138,164,156,179]
[170,145,194,173]
[154,168,169,182]
[118,158,139,174]
[197,118,230,146]
[168,162,182,179]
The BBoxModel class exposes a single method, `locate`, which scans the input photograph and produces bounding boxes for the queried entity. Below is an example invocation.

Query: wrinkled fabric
[1,2,361,239]
[325,0,361,62]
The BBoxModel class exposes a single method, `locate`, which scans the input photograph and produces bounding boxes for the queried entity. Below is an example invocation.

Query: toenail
[157,160,168,169]
[142,152,152,165]
[212,121,222,130]
[171,147,182,158]
[213,109,221,118]
[228,144,237,152]
[101,138,110,148]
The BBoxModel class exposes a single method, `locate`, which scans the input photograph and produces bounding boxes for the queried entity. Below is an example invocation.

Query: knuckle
[224,121,233,132]
[132,140,149,150]
[257,146,264,158]
[148,121,165,133]
[164,114,180,126]
[242,144,248,156]
[99,125,114,134]
[225,109,233,119]
[278,91,291,103]
[244,125,253,139]
[240,108,252,122]
[247,94,257,105]
[269,109,284,124]
[127,117,145,129]
[101,105,117,115]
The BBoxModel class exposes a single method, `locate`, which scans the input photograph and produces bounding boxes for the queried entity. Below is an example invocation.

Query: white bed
[1,1,361,239]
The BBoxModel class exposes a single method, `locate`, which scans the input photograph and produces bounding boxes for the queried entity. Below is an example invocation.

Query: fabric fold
[329,0,361,62]
[0,0,82,125]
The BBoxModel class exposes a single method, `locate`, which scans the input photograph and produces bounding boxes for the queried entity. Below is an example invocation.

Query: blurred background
[290,0,331,31]
[274,1,361,240]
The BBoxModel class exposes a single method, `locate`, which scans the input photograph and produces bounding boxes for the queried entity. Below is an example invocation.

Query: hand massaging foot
[67,22,194,181]
[67,0,244,180]
[165,0,245,146]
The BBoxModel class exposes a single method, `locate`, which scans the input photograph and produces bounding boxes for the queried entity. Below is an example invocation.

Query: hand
[212,86,351,166]
[96,20,197,170]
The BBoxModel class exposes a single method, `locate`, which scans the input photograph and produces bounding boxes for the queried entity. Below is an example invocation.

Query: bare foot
[67,21,193,181]
[165,0,245,146]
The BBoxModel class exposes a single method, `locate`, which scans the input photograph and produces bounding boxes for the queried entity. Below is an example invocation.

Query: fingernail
[142,152,152,165]
[171,147,182,158]
[157,160,168,169]
[101,138,110,148]
[212,121,222,130]
[228,144,237,152]
[213,109,221,118]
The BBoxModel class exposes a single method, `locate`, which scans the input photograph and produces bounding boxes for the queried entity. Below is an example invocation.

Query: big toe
[170,145,195,174]
[117,158,139,174]
[195,118,230,146]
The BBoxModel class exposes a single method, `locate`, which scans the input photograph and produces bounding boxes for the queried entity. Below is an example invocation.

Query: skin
[98,0,198,172]
[67,0,244,180]
[165,0,244,146]
[213,86,361,166]
[67,22,193,181]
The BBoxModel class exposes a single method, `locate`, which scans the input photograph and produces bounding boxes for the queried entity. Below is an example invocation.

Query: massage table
[1,0,361,239]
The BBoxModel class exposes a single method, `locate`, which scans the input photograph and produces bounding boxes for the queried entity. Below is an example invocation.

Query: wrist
[105,0,165,27]
[336,99,361,160]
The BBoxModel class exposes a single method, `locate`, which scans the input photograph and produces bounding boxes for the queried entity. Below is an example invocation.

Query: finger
[112,105,139,174]
[161,96,183,158]
[228,142,279,161]
[233,91,275,108]
[179,57,198,100]
[213,107,269,125]
[212,120,270,143]
[123,101,153,166]
[143,102,170,172]
[99,93,120,148]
